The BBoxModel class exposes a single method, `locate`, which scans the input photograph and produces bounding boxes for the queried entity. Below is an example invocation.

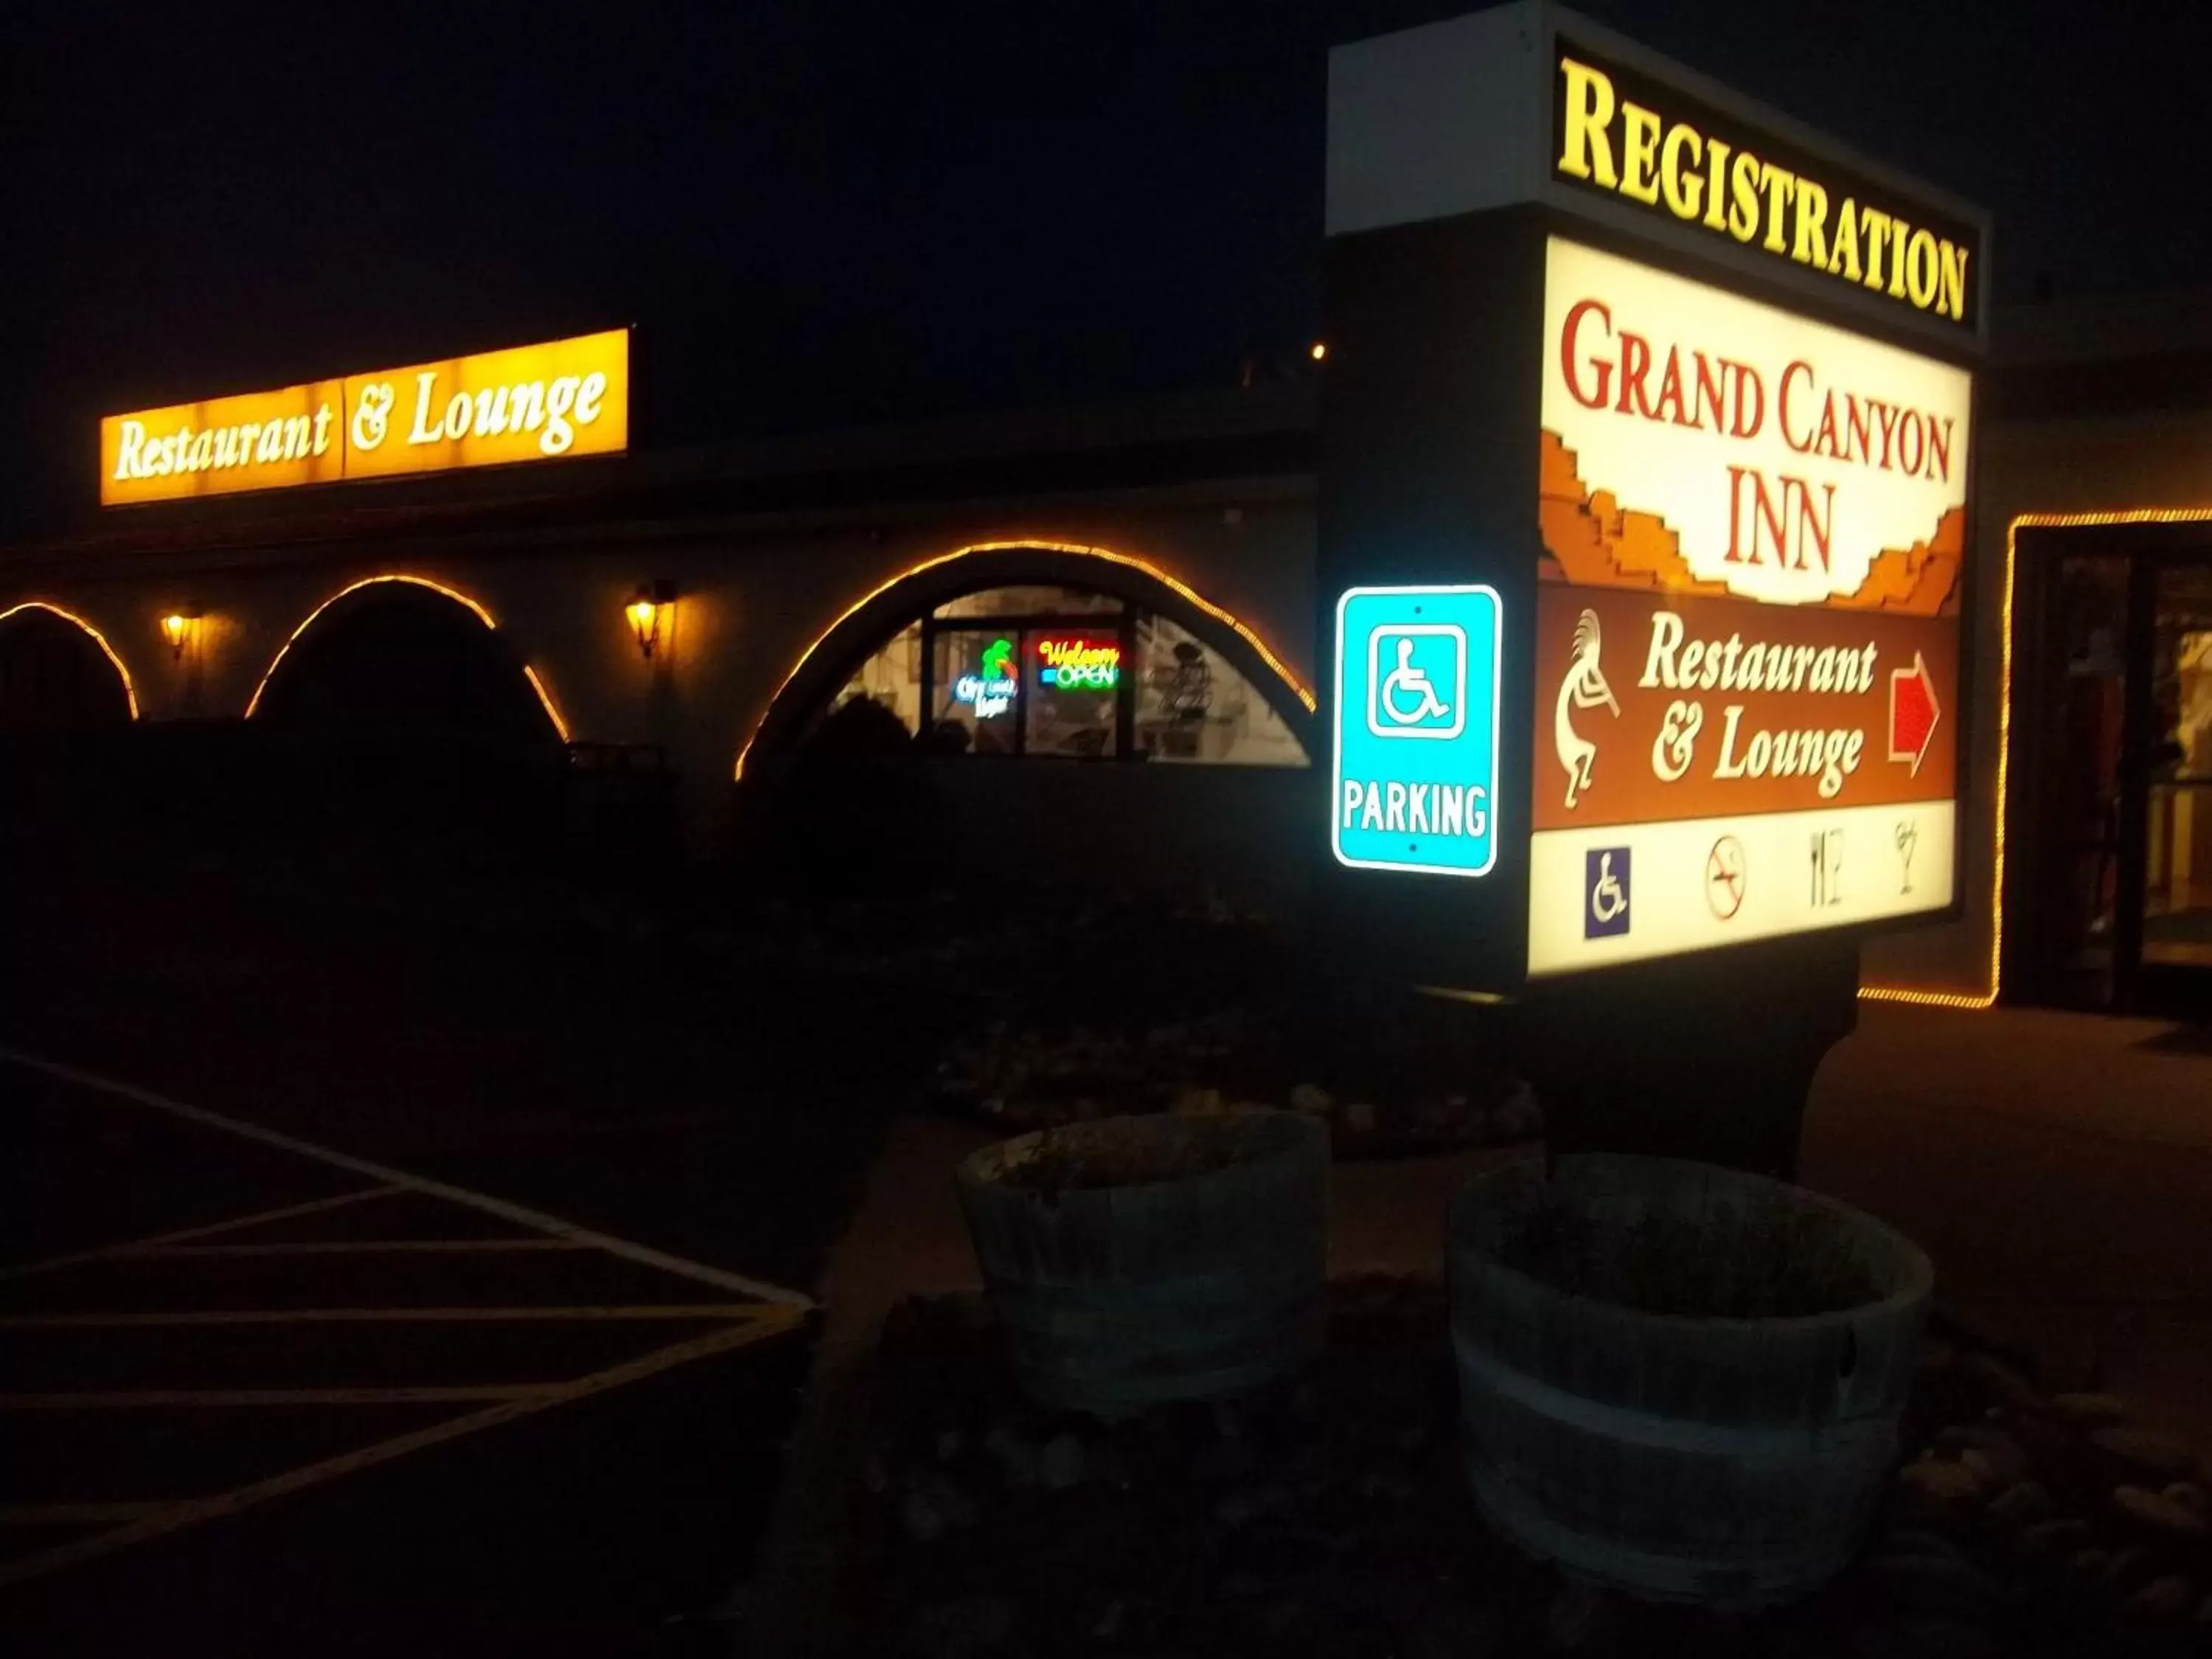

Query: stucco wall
[48,404,2212,1009]
[7,489,1318,852]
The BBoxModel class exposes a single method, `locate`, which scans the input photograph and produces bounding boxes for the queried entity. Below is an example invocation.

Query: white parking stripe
[0,1308,806,1589]
[0,1503,178,1528]
[0,1305,767,1329]
[0,1048,814,1309]
[119,1239,588,1257]
[0,1186,404,1281]
[0,1385,568,1408]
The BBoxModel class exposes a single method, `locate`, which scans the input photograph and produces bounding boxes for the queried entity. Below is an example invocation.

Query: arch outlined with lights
[243,574,571,741]
[0,600,142,720]
[731,539,1318,780]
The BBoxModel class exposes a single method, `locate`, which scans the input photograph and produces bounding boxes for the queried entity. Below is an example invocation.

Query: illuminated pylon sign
[1331,585,1503,877]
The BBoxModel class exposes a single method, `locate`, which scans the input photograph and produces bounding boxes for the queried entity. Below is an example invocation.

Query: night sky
[9,0,2209,538]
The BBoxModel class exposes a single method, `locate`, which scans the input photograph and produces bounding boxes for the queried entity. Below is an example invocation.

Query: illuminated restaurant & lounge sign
[100,329,630,507]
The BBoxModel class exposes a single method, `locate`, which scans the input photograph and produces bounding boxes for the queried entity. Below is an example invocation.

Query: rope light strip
[0,602,140,720]
[242,574,569,740]
[1860,506,2212,1009]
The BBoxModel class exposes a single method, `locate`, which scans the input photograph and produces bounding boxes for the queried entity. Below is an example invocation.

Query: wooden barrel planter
[956,1109,1328,1416]
[1449,1154,1933,1608]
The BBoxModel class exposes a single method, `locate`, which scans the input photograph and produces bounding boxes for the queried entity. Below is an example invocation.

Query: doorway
[2143,561,2212,995]
[2015,526,2212,1016]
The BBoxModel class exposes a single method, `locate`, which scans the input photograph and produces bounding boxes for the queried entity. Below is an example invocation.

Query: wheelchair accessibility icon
[1584,846,1632,939]
[1366,624,1467,740]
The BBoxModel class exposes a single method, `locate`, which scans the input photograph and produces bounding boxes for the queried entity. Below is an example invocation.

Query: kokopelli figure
[1555,608,1621,810]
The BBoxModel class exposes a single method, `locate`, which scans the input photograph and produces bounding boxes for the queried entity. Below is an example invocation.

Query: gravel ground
[844,1282,2212,1659]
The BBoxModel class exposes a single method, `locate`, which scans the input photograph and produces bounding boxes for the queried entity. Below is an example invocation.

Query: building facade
[6,13,2203,1020]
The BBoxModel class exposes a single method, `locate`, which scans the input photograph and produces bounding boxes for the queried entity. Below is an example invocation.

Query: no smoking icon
[1706,835,1747,920]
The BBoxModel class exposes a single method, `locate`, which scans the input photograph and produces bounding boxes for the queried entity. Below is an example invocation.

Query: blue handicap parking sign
[1331,585,1502,877]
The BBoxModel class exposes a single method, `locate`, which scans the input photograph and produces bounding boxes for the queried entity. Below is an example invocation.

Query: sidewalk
[1805,1001,2212,1445]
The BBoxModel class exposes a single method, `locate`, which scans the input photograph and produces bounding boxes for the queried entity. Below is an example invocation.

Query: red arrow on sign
[1888,651,1940,776]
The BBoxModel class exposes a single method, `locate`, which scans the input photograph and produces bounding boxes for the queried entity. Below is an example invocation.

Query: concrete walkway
[800,1004,2212,1422]
[1806,1002,2212,1444]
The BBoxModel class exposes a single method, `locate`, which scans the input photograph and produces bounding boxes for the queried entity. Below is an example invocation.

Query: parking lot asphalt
[0,1058,819,1658]
[0,841,973,1656]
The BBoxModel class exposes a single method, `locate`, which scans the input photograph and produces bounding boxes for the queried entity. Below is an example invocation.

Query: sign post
[1318,2,1987,1175]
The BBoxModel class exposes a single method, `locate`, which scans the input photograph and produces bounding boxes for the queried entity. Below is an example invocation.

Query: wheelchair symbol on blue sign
[1367,625,1465,740]
[1331,585,1502,880]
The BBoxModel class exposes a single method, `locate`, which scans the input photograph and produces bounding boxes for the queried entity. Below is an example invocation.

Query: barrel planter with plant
[956,1109,1328,1417]
[1449,1154,1933,1607]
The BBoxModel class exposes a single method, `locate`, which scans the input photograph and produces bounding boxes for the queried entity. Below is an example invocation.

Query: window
[830,582,1305,766]
[834,619,922,734]
[935,586,1122,619]
[1134,613,1307,766]
[1028,630,1119,759]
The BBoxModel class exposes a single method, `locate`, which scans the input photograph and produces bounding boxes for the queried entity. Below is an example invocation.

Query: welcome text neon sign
[1037,637,1120,690]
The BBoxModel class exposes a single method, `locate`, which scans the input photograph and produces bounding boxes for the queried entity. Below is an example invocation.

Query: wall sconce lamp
[627,580,678,660]
[161,607,202,661]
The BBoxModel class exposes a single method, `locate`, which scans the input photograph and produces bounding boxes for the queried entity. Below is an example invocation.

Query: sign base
[1503,930,1860,1180]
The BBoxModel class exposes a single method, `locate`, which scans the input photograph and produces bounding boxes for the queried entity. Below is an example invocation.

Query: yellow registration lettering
[1618,103,1662,205]
[1938,241,1972,321]
[1659,122,1703,220]
[1557,58,1618,187]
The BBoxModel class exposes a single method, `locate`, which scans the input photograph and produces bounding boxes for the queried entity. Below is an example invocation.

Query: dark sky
[9,0,2209,538]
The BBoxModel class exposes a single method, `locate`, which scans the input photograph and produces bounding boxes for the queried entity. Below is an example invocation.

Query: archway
[244,576,570,872]
[735,542,1316,904]
[737,542,1315,777]
[0,602,138,730]
[0,602,141,879]
[248,576,566,741]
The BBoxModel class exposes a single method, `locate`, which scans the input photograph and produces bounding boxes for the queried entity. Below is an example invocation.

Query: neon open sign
[1037,637,1120,689]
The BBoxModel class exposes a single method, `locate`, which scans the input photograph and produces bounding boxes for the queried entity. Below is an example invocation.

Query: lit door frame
[2013,521,2212,1013]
